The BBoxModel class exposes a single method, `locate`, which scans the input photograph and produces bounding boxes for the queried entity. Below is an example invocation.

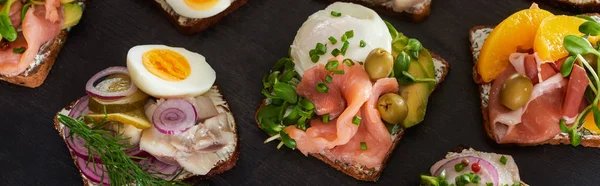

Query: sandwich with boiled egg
[326,0,433,22]
[154,0,248,34]
[53,45,238,185]
[470,3,600,147]
[0,0,84,88]
[255,2,449,181]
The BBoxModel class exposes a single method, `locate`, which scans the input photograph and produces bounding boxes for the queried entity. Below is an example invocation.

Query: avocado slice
[399,49,436,128]
[62,3,82,29]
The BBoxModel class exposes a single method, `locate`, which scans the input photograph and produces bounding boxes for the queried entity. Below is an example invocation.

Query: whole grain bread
[533,0,600,13]
[469,25,600,147]
[53,86,239,185]
[254,53,450,181]
[325,0,432,22]
[154,0,249,35]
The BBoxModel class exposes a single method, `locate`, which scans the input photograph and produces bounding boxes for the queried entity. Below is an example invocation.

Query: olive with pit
[500,73,533,110]
[377,93,408,124]
[365,48,394,81]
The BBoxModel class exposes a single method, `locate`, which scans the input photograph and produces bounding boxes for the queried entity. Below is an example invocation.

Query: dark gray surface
[0,0,597,185]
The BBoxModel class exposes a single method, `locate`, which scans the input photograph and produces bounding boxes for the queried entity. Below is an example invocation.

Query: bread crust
[324,0,432,22]
[154,0,249,35]
[53,86,239,185]
[470,25,600,147]
[254,53,449,181]
[534,0,600,13]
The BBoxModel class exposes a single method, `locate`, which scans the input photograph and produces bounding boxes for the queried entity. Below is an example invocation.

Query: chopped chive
[360,142,367,150]
[13,47,25,54]
[352,116,361,125]
[486,183,493,186]
[331,11,341,17]
[345,30,354,39]
[332,70,345,75]
[325,60,339,71]
[309,49,316,56]
[360,40,366,47]
[341,41,349,55]
[315,43,327,55]
[499,155,507,165]
[311,55,319,63]
[323,114,330,123]
[331,48,341,57]
[328,36,337,44]
[316,82,328,93]
[454,163,465,172]
[341,34,348,42]
[358,61,364,65]
[343,59,354,66]
[325,75,333,83]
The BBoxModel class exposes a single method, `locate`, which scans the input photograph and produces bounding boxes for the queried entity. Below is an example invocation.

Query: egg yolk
[142,49,191,82]
[184,0,219,10]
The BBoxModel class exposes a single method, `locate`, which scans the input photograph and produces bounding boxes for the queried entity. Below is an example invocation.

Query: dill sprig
[57,114,189,186]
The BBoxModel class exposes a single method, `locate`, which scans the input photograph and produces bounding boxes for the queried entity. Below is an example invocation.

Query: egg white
[166,0,231,19]
[127,45,216,98]
[290,2,392,76]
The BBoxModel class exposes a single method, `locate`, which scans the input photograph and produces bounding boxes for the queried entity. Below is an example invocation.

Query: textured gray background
[0,0,596,185]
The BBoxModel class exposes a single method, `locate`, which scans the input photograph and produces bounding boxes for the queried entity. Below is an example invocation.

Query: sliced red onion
[85,66,137,100]
[152,99,197,135]
[124,146,149,160]
[65,128,148,162]
[68,96,91,118]
[433,156,499,186]
[140,156,182,179]
[76,156,110,185]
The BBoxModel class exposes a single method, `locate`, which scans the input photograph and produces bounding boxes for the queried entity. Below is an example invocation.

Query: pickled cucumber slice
[86,108,152,129]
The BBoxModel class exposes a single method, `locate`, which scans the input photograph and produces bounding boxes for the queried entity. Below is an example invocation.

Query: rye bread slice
[255,53,450,181]
[153,0,249,35]
[324,0,432,22]
[533,0,600,13]
[53,86,239,185]
[469,24,600,147]
[0,0,86,88]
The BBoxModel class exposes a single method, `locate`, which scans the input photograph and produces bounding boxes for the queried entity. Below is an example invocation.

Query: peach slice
[534,16,587,62]
[477,6,553,82]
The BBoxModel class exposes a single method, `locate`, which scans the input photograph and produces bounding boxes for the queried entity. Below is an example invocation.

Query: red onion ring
[65,128,148,162]
[68,96,91,118]
[76,156,110,185]
[433,156,499,186]
[85,66,137,100]
[140,156,182,179]
[152,99,197,135]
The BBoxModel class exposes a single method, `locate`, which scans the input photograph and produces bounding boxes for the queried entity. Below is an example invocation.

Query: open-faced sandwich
[154,0,248,34]
[53,45,238,185]
[325,0,433,22]
[534,0,600,13]
[0,0,83,88]
[471,3,600,147]
[255,2,449,181]
[420,148,524,186]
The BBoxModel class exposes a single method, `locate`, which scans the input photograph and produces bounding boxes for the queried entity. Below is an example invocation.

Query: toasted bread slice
[0,1,86,88]
[534,0,600,13]
[53,86,239,185]
[255,54,449,181]
[469,23,600,147]
[153,0,249,35]
[324,0,432,22]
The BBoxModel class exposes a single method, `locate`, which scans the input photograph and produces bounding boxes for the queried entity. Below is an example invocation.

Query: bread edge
[533,0,600,13]
[469,25,600,147]
[253,53,449,181]
[154,0,249,35]
[325,0,432,22]
[52,85,240,185]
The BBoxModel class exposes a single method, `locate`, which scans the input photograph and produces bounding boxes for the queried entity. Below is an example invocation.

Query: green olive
[377,93,408,124]
[500,73,533,110]
[365,48,394,81]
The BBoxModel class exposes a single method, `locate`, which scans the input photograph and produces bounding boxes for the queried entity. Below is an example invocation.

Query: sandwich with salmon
[420,148,524,186]
[0,0,83,88]
[325,0,433,22]
[470,3,600,147]
[255,2,449,181]
[154,0,248,34]
[54,45,239,185]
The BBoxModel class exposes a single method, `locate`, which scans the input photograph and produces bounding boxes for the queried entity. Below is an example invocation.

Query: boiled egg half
[167,0,231,19]
[290,2,392,76]
[127,45,216,98]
